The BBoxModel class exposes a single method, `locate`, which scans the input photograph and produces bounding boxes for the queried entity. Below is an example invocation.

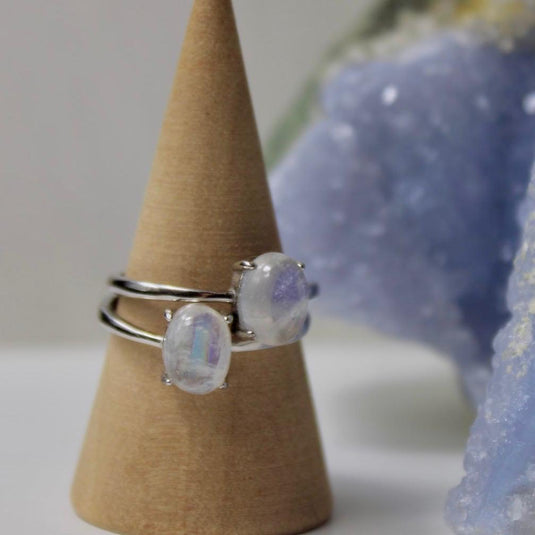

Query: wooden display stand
[71,0,332,533]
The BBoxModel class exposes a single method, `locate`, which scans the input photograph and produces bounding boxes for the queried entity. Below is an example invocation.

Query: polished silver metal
[233,259,256,271]
[110,275,235,303]
[99,295,162,348]
[161,372,173,386]
[235,329,256,341]
[109,274,318,303]
[99,293,269,352]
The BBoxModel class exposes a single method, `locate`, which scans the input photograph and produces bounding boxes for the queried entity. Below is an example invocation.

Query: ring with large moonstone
[99,252,318,395]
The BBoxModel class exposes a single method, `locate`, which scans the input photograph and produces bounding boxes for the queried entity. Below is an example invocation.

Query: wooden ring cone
[71,0,332,533]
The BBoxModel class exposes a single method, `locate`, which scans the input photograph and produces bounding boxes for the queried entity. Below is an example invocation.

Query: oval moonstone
[162,303,231,395]
[237,252,309,346]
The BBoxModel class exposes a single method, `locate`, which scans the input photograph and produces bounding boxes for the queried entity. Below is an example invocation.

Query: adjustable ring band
[108,274,318,302]
[99,294,273,352]
[109,275,235,303]
[98,252,317,395]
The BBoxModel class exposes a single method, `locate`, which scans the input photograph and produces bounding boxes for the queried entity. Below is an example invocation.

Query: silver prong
[164,309,173,322]
[219,382,228,390]
[297,261,305,269]
[161,372,173,386]
[224,313,234,325]
[236,329,256,341]
[234,259,256,271]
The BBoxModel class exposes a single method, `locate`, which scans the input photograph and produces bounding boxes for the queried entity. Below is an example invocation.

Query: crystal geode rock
[267,2,535,531]
[446,177,535,534]
[269,28,535,405]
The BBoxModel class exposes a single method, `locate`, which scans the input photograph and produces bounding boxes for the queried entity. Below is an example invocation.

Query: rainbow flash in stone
[162,303,231,395]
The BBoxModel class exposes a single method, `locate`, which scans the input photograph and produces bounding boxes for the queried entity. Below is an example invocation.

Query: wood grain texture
[71,0,332,533]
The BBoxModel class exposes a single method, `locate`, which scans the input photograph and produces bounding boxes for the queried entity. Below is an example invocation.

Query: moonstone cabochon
[162,303,231,395]
[237,252,309,346]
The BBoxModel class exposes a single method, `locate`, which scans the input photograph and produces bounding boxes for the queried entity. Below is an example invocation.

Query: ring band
[99,252,318,395]
[108,273,318,303]
[108,276,235,303]
[99,294,301,352]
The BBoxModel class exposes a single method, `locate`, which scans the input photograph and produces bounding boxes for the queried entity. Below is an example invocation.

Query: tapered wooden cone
[71,1,332,534]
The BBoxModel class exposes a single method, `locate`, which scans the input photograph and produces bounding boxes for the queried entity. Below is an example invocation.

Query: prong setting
[161,372,173,386]
[164,309,173,322]
[236,329,256,341]
[297,261,306,269]
[233,259,256,271]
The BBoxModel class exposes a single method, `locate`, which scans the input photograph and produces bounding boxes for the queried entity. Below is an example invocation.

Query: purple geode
[269,30,535,405]
[445,176,535,534]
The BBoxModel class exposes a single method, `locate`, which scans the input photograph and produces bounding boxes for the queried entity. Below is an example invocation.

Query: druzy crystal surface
[163,303,231,394]
[269,30,535,404]
[237,252,309,346]
[446,178,535,534]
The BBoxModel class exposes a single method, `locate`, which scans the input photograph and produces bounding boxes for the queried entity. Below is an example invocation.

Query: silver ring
[99,252,318,395]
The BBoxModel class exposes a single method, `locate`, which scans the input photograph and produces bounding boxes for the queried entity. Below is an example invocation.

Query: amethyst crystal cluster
[270,31,535,406]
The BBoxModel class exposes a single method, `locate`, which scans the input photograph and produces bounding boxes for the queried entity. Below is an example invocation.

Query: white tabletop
[0,328,470,534]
